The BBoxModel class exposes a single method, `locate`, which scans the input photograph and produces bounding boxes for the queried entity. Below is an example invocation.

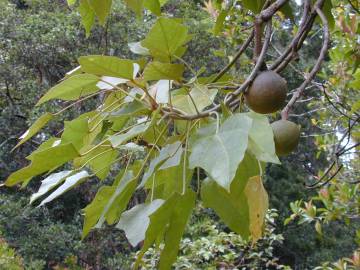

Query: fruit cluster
[245,71,300,156]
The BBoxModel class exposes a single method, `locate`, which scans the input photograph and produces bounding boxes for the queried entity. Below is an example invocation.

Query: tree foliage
[2,0,359,269]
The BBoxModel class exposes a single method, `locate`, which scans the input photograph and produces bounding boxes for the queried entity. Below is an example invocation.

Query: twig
[281,5,329,120]
[211,30,255,83]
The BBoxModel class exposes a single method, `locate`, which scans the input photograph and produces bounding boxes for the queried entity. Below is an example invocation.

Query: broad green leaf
[201,153,259,239]
[15,113,53,149]
[172,85,218,114]
[110,100,148,118]
[189,114,253,191]
[143,0,161,15]
[143,62,184,81]
[242,0,265,13]
[146,163,193,199]
[78,55,135,79]
[246,112,280,164]
[95,171,136,228]
[135,191,194,268]
[142,17,189,61]
[158,190,195,270]
[116,199,164,246]
[214,9,227,35]
[321,1,335,29]
[140,141,183,187]
[124,0,144,16]
[279,2,294,20]
[5,143,78,186]
[75,144,118,180]
[37,74,99,105]
[39,171,89,206]
[67,0,76,5]
[30,171,72,204]
[61,117,89,152]
[109,120,151,147]
[244,175,269,241]
[82,170,137,238]
[82,185,115,238]
[88,0,112,25]
[78,0,95,37]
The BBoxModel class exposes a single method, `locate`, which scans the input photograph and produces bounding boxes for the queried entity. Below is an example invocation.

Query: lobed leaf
[189,113,253,191]
[37,74,99,105]
[14,113,53,149]
[5,143,79,186]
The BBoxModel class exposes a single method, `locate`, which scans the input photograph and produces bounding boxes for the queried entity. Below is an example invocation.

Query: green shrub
[0,237,24,270]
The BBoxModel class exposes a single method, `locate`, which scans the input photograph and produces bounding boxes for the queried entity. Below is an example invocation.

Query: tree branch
[281,5,329,120]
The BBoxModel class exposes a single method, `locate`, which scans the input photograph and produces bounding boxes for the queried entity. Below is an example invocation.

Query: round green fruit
[245,71,287,114]
[271,120,300,156]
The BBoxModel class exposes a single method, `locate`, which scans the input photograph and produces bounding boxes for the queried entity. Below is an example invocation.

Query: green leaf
[37,74,99,105]
[124,0,144,16]
[82,185,115,237]
[78,55,135,79]
[142,17,189,61]
[140,141,183,187]
[321,1,335,29]
[201,153,259,239]
[82,170,137,238]
[279,2,294,20]
[14,113,53,149]
[242,0,265,14]
[5,143,79,186]
[78,0,95,37]
[172,85,218,114]
[246,112,280,164]
[189,114,253,191]
[143,62,184,81]
[30,171,73,204]
[143,0,161,15]
[116,199,164,246]
[61,117,90,152]
[244,175,268,241]
[39,171,89,206]
[214,9,227,35]
[158,190,195,270]
[135,191,195,268]
[109,120,151,147]
[67,0,76,5]
[75,144,118,180]
[95,171,137,229]
[88,0,112,25]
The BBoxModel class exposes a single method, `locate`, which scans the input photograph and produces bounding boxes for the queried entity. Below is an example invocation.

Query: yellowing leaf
[244,175,269,241]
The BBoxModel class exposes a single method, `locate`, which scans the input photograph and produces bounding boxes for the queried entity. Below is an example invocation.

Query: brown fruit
[245,71,287,114]
[271,120,300,156]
